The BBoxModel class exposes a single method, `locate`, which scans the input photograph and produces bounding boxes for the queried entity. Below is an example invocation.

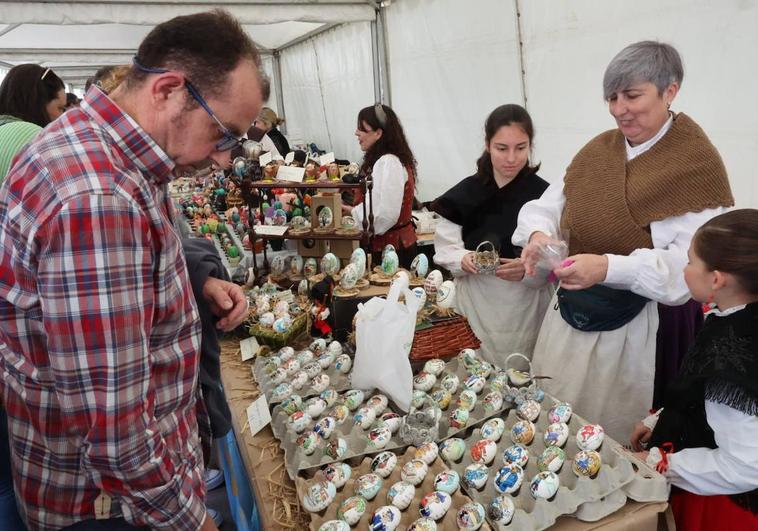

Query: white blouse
[352,154,408,236]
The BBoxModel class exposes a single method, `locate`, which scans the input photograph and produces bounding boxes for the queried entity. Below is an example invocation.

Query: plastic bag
[352,275,421,412]
[531,239,569,282]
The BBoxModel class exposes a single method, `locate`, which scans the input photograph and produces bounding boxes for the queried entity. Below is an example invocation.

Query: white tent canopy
[1,0,757,207]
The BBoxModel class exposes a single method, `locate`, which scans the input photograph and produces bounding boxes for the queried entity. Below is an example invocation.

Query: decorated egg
[424,270,443,296]
[544,422,570,448]
[430,389,452,410]
[510,420,536,445]
[301,480,337,513]
[296,349,315,365]
[576,424,605,451]
[463,463,489,490]
[494,464,524,494]
[355,473,383,500]
[367,394,389,414]
[273,315,292,333]
[411,286,427,306]
[440,373,460,394]
[259,312,275,328]
[530,471,560,499]
[378,412,403,434]
[354,406,376,429]
[381,249,400,276]
[387,481,415,510]
[304,257,318,277]
[414,442,439,465]
[255,295,271,315]
[470,360,493,379]
[382,244,396,260]
[341,215,357,230]
[311,374,331,394]
[337,496,367,526]
[401,459,428,486]
[433,470,460,495]
[314,416,336,440]
[367,425,392,449]
[323,462,352,488]
[282,358,301,376]
[456,390,477,412]
[456,502,486,530]
[517,400,541,422]
[370,505,401,531]
[288,411,312,433]
[538,446,566,473]
[232,156,247,177]
[318,206,334,228]
[489,371,509,394]
[335,354,352,374]
[573,449,602,477]
[289,255,304,276]
[488,496,515,527]
[271,383,293,402]
[423,358,446,376]
[270,367,288,385]
[297,431,321,455]
[463,375,486,394]
[320,252,340,276]
[303,361,322,378]
[411,390,428,409]
[279,395,303,416]
[449,407,469,429]
[502,444,529,468]
[310,338,327,353]
[332,404,350,424]
[305,397,327,418]
[436,280,456,309]
[327,340,343,356]
[371,451,398,478]
[408,518,438,531]
[413,371,436,391]
[318,520,350,531]
[271,255,286,276]
[458,348,479,370]
[324,437,348,460]
[350,247,367,278]
[482,391,503,413]
[291,215,309,232]
[340,262,359,290]
[343,389,365,411]
[439,438,466,462]
[297,278,309,297]
[470,439,497,465]
[291,370,309,390]
[318,352,335,370]
[410,253,429,278]
[480,418,506,442]
[419,491,452,521]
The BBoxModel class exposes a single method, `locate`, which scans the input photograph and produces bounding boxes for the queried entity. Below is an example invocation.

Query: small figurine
[263,163,278,182]
[310,275,335,338]
[327,162,341,182]
[304,161,319,183]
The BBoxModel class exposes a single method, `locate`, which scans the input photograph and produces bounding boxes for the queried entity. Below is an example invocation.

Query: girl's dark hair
[357,104,416,178]
[476,103,540,180]
[693,209,758,295]
[0,64,65,127]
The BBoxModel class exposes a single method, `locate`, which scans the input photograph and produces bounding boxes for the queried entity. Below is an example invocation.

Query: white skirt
[454,274,552,368]
[531,293,659,443]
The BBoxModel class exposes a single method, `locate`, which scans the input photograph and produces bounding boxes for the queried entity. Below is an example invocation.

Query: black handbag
[556,284,649,332]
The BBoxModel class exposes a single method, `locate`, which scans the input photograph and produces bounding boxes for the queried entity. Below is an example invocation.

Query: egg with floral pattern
[381,250,400,276]
[413,371,436,392]
[430,389,452,410]
[439,437,466,462]
[337,496,367,526]
[297,431,321,455]
[320,252,340,276]
[350,247,367,278]
[318,520,350,531]
[301,480,336,513]
[517,400,541,422]
[463,375,486,394]
[449,407,469,429]
[354,406,376,429]
[407,518,437,531]
[279,394,303,416]
[271,383,293,402]
[343,389,365,411]
[482,391,503,413]
[366,425,392,449]
[331,404,350,424]
[314,416,336,440]
[320,388,339,407]
[339,262,359,290]
[423,358,446,376]
[456,390,477,411]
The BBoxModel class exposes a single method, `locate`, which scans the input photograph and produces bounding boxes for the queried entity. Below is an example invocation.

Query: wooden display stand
[297,238,328,258]
[329,239,359,260]
[310,193,342,231]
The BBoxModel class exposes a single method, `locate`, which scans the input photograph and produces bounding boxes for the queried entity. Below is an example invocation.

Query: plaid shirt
[0,88,206,530]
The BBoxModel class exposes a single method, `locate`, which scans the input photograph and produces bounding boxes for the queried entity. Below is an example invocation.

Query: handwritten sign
[246,396,271,437]
[259,151,273,166]
[240,337,260,361]
[320,152,336,165]
[276,166,305,183]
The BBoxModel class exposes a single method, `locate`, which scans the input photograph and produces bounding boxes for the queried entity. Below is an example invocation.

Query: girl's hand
[630,421,653,451]
[461,252,478,275]
[495,258,525,281]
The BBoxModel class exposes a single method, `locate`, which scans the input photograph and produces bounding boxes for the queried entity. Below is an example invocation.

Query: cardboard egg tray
[297,446,492,531]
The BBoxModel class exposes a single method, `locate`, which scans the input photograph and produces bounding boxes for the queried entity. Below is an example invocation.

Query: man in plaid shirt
[0,10,263,530]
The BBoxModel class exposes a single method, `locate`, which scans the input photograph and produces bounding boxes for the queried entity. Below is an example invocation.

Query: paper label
[259,152,273,166]
[246,396,271,437]
[320,152,336,165]
[276,166,305,183]
[284,151,295,164]
[240,337,260,361]
[254,225,289,236]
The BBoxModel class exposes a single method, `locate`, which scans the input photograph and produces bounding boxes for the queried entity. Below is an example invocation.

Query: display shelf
[249,231,366,241]
[249,180,362,190]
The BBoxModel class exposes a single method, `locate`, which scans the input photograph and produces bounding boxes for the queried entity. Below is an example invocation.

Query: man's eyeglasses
[132,57,243,152]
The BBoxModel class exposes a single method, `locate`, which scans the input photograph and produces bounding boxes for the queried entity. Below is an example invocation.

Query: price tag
[259,151,273,166]
[254,225,289,236]
[320,152,335,165]
[246,396,271,437]
[276,166,305,183]
[284,151,295,164]
[240,337,260,361]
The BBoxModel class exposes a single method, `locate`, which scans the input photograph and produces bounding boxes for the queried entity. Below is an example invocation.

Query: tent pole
[272,51,287,136]
[370,7,391,105]
[514,0,528,110]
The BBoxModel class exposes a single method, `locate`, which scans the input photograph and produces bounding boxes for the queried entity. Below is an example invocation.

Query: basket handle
[505,352,533,376]
[475,240,496,254]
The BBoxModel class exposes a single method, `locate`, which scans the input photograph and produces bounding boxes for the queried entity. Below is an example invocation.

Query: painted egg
[506,367,532,387]
[433,470,460,495]
[517,400,541,422]
[354,406,376,429]
[296,349,315,365]
[297,431,321,455]
[411,286,427,306]
[335,354,352,374]
[321,388,339,407]
[381,250,400,276]
[271,383,293,402]
[387,481,415,510]
[255,295,271,315]
[318,206,334,228]
[323,462,352,488]
[305,397,327,418]
[530,471,560,499]
[382,244,396,260]
[259,312,275,328]
[271,255,286,276]
[367,394,389,414]
[291,215,309,231]
[350,247,367,278]
[317,352,335,370]
[456,502,486,530]
[470,439,497,465]
[370,505,401,531]
[291,370,309,390]
[279,395,303,416]
[488,495,515,527]
[449,407,469,429]
[463,463,489,490]
[304,257,318,277]
[463,375,486,394]
[355,473,383,500]
[327,340,343,356]
[576,424,605,451]
[371,451,398,478]
[367,425,392,449]
[573,449,602,477]
[456,390,477,411]
[297,278,309,297]
[458,348,479,370]
[273,315,293,333]
[324,437,348,460]
[301,480,337,513]
[410,253,429,278]
[289,255,304,276]
[263,355,282,370]
[321,252,340,276]
[411,390,429,409]
[314,416,336,440]
[340,262,359,290]
[419,491,452,521]
[413,371,437,391]
[482,391,503,413]
[430,389,452,410]
[337,496,367,526]
[414,442,439,465]
[311,374,331,394]
[303,361,322,378]
[273,300,289,319]
[270,367,288,385]
[288,411,312,433]
[502,444,530,468]
[424,270,443,296]
[493,464,524,494]
[282,358,301,376]
[407,518,438,531]
[440,373,460,394]
[341,215,357,230]
[378,412,403,434]
[510,420,536,445]
[439,438,466,462]
[480,418,506,441]
[423,358,446,376]
[318,520,350,531]
[489,371,509,394]
[470,361,493,379]
[343,389,365,411]
[538,446,566,473]
[310,338,327,353]
[436,280,456,309]
[544,422,570,448]
[331,404,350,424]
[401,459,428,486]
[232,156,247,177]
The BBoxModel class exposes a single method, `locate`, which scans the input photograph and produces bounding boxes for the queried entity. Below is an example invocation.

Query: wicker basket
[408,314,481,361]
[248,311,308,349]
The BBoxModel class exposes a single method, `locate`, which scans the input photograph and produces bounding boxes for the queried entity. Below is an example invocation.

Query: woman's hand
[520,231,553,276]
[630,421,653,451]
[341,203,353,215]
[461,252,478,275]
[495,258,525,281]
[553,253,608,290]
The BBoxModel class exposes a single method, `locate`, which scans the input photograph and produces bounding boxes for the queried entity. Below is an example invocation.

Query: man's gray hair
[603,40,684,100]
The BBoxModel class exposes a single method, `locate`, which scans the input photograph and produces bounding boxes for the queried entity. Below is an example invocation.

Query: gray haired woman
[513,41,734,442]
